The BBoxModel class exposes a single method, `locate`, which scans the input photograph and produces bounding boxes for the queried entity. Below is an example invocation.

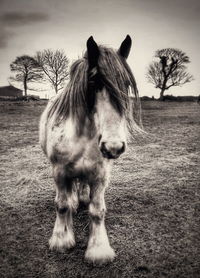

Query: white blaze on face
[95,88,127,157]
[96,89,127,141]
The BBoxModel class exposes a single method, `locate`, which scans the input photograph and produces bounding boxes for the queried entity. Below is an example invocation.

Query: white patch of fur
[49,215,75,250]
[49,229,75,250]
[85,221,115,263]
[49,212,75,250]
[85,243,115,263]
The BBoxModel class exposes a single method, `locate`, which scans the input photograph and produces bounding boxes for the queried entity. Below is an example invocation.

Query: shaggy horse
[39,35,143,263]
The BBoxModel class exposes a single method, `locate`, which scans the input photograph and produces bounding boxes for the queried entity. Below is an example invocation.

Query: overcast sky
[0,0,199,98]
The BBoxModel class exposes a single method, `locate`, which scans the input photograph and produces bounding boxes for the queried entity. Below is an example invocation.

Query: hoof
[85,245,116,264]
[49,231,75,251]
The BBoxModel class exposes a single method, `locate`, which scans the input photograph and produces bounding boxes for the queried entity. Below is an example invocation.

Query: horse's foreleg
[85,180,115,263]
[49,166,78,251]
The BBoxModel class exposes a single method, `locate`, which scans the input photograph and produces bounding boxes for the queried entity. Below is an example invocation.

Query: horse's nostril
[100,142,106,152]
[116,142,125,155]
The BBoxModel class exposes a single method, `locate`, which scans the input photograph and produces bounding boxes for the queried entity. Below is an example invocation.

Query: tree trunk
[24,77,27,96]
[159,88,165,100]
[54,83,58,94]
[159,76,168,101]
[55,73,58,94]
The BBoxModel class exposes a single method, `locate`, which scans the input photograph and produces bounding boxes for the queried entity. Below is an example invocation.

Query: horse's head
[47,36,142,159]
[86,35,135,159]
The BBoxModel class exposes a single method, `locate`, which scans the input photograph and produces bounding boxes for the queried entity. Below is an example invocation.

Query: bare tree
[10,55,43,96]
[146,48,193,100]
[36,49,69,94]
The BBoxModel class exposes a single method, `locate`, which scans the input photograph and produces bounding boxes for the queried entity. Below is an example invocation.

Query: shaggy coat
[39,35,143,263]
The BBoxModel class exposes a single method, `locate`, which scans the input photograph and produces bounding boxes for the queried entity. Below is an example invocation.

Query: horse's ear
[87,36,100,69]
[118,35,132,59]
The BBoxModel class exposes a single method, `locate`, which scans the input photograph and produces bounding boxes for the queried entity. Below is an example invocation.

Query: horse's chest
[50,131,100,176]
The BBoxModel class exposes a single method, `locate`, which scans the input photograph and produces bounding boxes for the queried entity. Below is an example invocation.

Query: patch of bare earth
[0,100,199,278]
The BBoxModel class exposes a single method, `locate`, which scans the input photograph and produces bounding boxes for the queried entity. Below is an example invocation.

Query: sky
[0,0,199,98]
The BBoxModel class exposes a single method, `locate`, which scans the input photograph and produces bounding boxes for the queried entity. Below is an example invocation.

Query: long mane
[47,46,143,136]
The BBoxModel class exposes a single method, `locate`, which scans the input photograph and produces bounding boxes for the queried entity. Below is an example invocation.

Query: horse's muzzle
[100,141,125,159]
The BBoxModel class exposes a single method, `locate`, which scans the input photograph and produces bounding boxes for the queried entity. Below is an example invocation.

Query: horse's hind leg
[85,177,115,263]
[49,165,78,251]
[78,182,90,206]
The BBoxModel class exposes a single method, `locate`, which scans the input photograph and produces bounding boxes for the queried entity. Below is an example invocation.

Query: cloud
[0,12,49,26]
[0,32,10,48]
[0,12,49,48]
[0,27,14,48]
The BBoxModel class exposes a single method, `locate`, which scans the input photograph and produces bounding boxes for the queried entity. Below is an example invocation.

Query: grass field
[0,100,199,278]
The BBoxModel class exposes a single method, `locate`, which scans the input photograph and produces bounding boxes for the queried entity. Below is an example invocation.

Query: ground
[0,100,199,278]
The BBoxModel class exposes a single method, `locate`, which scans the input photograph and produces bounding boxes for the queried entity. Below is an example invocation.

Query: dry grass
[0,100,199,278]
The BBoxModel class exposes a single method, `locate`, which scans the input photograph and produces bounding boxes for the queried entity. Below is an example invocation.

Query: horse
[39,35,143,263]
